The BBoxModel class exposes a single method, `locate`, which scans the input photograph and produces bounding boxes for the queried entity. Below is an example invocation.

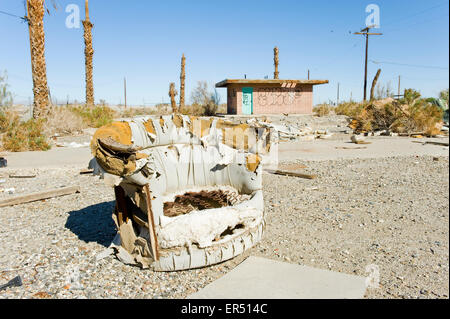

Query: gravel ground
[0,155,448,299]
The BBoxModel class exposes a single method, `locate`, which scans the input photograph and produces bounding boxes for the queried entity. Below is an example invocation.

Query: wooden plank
[265,169,317,180]
[411,141,449,146]
[143,185,159,261]
[8,175,37,179]
[79,169,94,175]
[114,186,129,226]
[0,186,80,208]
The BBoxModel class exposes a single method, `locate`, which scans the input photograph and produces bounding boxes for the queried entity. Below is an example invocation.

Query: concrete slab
[1,147,92,169]
[278,137,449,162]
[188,256,367,299]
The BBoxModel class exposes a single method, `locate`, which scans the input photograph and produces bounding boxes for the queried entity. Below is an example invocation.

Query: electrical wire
[371,60,449,70]
[0,10,26,21]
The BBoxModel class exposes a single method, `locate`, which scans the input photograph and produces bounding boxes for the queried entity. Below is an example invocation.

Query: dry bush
[0,112,50,152]
[43,106,85,136]
[70,105,116,128]
[180,104,205,116]
[348,90,444,135]
[188,81,220,116]
[118,106,167,118]
[313,104,331,117]
[335,101,365,117]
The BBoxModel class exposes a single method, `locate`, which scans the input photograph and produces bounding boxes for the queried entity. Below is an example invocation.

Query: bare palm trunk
[27,0,49,119]
[83,0,94,107]
[274,46,279,79]
[370,69,381,101]
[169,82,178,113]
[179,54,186,109]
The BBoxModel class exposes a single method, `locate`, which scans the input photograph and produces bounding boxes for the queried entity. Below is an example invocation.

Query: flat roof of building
[215,79,329,88]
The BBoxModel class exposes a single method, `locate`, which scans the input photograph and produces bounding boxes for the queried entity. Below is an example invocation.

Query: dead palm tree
[169,82,178,113]
[274,46,279,79]
[179,54,186,109]
[83,0,94,107]
[26,0,49,119]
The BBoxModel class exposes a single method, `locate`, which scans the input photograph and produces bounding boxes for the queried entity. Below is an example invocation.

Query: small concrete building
[215,79,328,115]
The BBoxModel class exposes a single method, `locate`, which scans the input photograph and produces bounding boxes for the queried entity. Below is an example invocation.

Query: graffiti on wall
[257,87,304,106]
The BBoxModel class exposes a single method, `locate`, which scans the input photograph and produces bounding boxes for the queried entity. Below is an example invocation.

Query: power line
[382,1,448,28]
[0,10,26,21]
[370,60,449,70]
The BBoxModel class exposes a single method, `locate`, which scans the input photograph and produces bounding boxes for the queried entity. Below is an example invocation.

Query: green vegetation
[69,105,115,128]
[1,112,50,152]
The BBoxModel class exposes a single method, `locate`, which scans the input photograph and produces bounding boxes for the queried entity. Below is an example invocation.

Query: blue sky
[0,0,448,106]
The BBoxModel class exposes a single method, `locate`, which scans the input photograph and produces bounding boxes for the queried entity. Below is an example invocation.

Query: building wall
[226,83,314,115]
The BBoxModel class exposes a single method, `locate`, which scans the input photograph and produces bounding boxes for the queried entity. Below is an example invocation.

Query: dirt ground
[0,115,448,299]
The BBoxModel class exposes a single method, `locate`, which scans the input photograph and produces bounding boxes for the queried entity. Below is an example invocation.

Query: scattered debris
[0,188,15,194]
[411,141,449,147]
[0,276,22,291]
[0,186,80,208]
[265,169,317,180]
[0,157,6,168]
[351,135,371,145]
[56,142,90,148]
[335,146,368,150]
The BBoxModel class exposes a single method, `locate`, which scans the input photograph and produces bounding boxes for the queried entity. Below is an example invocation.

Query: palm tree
[274,47,279,79]
[26,0,49,119]
[179,54,186,109]
[169,82,178,113]
[83,0,94,107]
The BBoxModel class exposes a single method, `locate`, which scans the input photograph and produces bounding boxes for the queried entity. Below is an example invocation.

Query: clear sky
[1,0,449,106]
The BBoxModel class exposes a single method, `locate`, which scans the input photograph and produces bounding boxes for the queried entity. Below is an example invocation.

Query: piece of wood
[143,185,159,261]
[411,141,449,147]
[79,169,94,175]
[335,146,367,150]
[265,169,317,180]
[0,186,80,208]
[114,186,129,226]
[8,175,36,179]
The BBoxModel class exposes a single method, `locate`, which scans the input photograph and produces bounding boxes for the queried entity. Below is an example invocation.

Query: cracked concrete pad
[188,256,367,299]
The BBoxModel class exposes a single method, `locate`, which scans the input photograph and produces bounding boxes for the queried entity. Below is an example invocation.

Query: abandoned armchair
[90,114,276,271]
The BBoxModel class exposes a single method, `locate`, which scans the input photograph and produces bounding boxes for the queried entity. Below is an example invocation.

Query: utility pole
[124,77,127,108]
[307,69,310,80]
[354,26,382,101]
[398,75,401,97]
[337,82,340,105]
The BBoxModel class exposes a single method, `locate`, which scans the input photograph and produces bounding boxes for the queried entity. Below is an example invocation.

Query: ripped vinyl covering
[91,114,276,271]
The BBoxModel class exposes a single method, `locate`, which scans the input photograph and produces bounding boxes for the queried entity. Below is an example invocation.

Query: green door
[242,87,253,115]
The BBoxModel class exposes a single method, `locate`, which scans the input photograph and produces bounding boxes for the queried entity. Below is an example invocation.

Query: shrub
[335,101,365,117]
[313,104,331,117]
[347,90,444,135]
[43,106,85,136]
[70,105,115,128]
[1,112,50,152]
[188,81,220,116]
